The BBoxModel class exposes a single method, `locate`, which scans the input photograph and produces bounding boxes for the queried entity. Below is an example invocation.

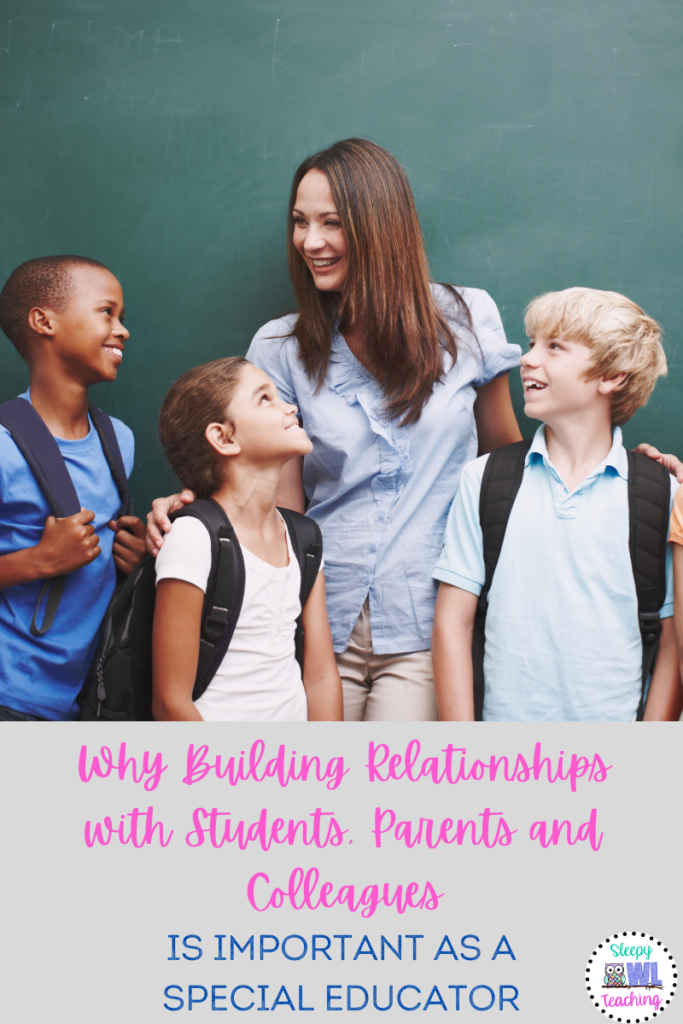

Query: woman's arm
[146,490,196,556]
[277,456,305,513]
[301,570,343,721]
[473,374,522,455]
[152,578,204,721]
[643,615,682,721]
[633,445,683,483]
[431,582,479,721]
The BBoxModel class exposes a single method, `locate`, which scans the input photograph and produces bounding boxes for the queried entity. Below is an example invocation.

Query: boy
[0,255,146,720]
[432,287,681,721]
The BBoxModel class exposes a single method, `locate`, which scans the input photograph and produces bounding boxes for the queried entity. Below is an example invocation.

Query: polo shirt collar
[525,424,628,480]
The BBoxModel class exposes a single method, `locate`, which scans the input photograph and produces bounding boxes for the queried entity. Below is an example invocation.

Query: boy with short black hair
[432,287,681,721]
[0,255,146,720]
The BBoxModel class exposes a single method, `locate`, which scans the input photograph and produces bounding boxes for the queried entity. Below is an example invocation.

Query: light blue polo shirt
[432,425,676,721]
[247,285,521,654]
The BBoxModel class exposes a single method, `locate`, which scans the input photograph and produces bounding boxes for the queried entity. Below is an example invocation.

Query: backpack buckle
[206,605,229,629]
[638,611,662,644]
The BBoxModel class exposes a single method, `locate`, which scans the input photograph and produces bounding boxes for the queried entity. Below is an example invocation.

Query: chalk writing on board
[6,17,35,54]
[114,27,143,56]
[2,17,190,58]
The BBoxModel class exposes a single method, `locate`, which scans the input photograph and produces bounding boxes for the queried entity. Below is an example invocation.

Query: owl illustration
[604,963,627,987]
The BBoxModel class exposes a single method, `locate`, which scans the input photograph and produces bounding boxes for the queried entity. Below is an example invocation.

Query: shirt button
[378,514,385,521]
[369,544,377,553]
[556,483,564,492]
[381,420,388,427]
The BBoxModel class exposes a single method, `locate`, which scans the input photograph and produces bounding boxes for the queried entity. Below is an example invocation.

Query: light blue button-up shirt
[432,425,676,721]
[247,285,521,653]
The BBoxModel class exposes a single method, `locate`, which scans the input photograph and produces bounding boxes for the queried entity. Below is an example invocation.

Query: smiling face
[46,265,129,385]
[520,333,611,426]
[292,168,348,292]
[216,363,313,464]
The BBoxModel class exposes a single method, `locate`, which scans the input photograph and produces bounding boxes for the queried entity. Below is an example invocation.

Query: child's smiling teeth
[524,379,546,391]
[311,257,339,267]
[103,345,123,361]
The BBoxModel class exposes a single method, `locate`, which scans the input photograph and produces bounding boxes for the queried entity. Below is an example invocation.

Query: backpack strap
[170,499,246,702]
[0,397,133,636]
[0,397,80,517]
[473,439,532,720]
[0,397,82,636]
[88,403,132,517]
[626,451,671,721]
[277,507,324,673]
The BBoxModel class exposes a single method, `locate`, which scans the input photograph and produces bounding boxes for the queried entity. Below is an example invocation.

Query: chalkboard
[1,0,682,516]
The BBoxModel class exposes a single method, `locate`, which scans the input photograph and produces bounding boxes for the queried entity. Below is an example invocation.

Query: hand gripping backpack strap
[473,439,532,720]
[88,404,131,517]
[277,507,323,673]
[626,451,671,721]
[170,499,246,702]
[0,397,81,635]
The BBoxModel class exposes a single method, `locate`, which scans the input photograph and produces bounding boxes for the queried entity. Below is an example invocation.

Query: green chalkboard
[1,0,682,515]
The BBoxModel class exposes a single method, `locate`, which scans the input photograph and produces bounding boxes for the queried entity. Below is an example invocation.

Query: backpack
[472,439,671,722]
[78,499,323,721]
[0,397,131,636]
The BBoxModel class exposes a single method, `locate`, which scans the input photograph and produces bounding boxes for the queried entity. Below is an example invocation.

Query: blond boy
[432,287,681,721]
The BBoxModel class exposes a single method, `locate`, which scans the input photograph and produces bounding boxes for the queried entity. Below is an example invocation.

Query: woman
[148,138,679,721]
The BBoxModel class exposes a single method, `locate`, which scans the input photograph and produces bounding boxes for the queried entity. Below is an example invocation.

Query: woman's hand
[634,444,683,483]
[146,489,196,555]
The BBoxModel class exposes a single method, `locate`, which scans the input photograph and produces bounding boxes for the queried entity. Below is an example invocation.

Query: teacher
[150,138,523,720]
[248,138,524,721]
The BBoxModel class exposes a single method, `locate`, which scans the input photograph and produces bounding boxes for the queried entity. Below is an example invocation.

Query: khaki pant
[336,600,438,722]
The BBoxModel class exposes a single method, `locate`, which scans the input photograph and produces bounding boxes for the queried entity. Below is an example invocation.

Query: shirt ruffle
[326,338,414,502]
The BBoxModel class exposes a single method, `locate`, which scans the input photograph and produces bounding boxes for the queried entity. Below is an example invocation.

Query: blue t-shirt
[432,425,676,721]
[0,391,134,720]
[247,285,521,654]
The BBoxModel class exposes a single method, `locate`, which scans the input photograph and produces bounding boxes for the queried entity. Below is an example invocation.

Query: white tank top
[155,514,308,721]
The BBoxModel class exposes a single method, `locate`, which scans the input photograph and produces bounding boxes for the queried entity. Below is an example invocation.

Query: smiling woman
[246,139,524,721]
[292,169,349,293]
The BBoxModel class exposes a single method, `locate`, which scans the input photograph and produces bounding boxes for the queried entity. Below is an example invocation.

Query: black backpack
[473,439,671,722]
[78,499,323,721]
[0,397,131,635]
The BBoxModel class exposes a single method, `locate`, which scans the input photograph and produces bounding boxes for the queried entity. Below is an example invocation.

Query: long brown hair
[286,138,472,425]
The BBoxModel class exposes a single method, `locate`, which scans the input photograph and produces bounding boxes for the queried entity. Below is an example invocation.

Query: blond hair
[524,287,666,425]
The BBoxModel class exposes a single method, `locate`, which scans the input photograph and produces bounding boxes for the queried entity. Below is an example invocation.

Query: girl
[152,356,343,722]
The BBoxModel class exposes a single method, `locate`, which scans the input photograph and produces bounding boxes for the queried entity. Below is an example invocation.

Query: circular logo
[586,933,677,1020]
